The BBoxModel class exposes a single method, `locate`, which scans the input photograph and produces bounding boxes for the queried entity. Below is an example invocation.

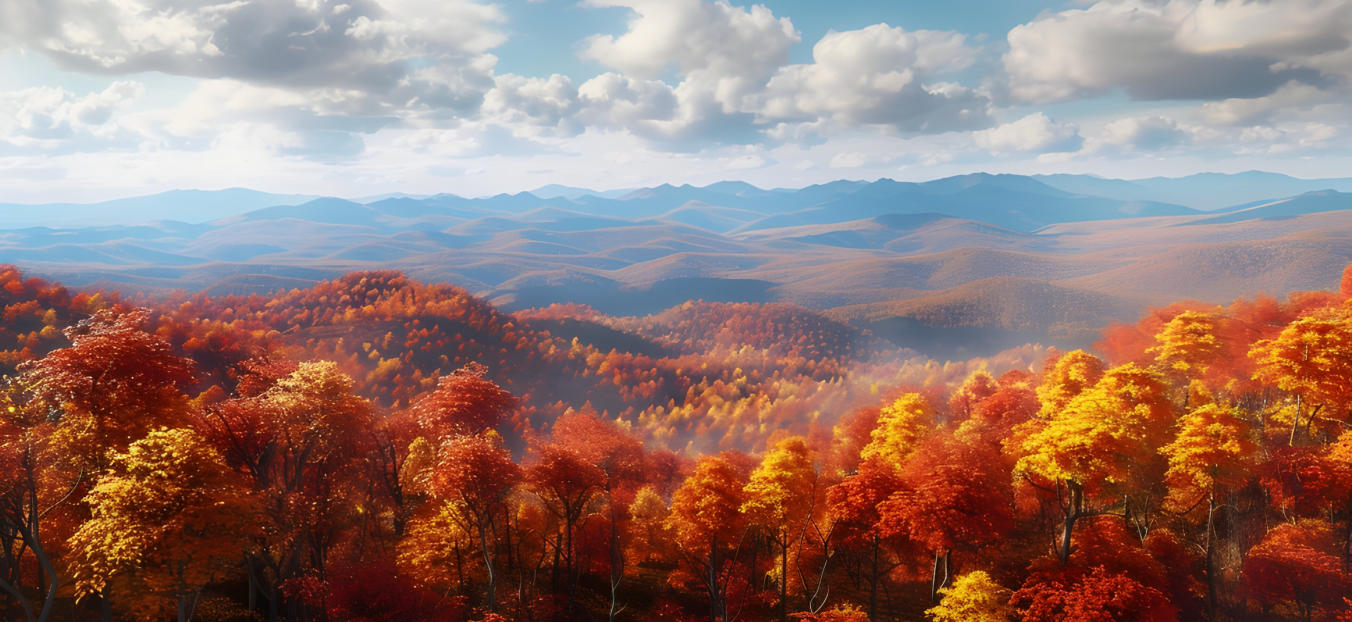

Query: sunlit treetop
[859,393,932,467]
[1035,350,1104,419]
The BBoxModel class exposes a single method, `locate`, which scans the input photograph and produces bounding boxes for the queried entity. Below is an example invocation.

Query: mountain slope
[0,188,317,228]
[1185,190,1352,225]
[1036,171,1352,211]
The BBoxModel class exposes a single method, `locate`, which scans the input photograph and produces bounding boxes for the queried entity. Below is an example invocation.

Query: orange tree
[670,452,752,622]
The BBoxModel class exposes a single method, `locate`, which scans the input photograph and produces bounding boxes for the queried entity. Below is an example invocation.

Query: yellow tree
[741,437,819,622]
[0,389,62,622]
[396,501,475,599]
[67,428,257,622]
[1251,309,1352,444]
[1017,364,1174,561]
[1149,310,1223,403]
[858,394,932,466]
[1035,350,1105,419]
[925,570,1014,622]
[626,486,673,566]
[1159,403,1256,619]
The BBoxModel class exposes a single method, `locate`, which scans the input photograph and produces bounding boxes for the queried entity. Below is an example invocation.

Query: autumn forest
[4,264,1352,622]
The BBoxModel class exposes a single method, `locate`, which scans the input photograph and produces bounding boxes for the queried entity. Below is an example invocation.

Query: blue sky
[0,0,1349,203]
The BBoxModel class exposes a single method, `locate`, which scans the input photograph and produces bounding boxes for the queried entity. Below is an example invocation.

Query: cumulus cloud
[1089,115,1192,152]
[1235,121,1340,154]
[571,0,800,146]
[973,113,1081,153]
[576,73,679,135]
[1003,0,1351,103]
[0,0,517,160]
[140,78,395,160]
[581,0,798,111]
[1200,81,1340,125]
[0,0,506,114]
[0,82,146,154]
[482,74,581,133]
[757,24,989,132]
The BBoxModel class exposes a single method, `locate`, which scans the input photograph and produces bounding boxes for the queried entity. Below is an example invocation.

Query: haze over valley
[8,0,1352,620]
[6,170,1352,358]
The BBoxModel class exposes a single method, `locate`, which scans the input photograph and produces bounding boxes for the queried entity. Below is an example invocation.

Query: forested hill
[5,265,1352,620]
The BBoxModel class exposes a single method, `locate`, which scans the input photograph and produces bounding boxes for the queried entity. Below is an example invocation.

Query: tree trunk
[778,535,789,622]
[708,542,722,622]
[478,521,497,612]
[565,518,576,592]
[1205,495,1218,621]
[608,496,623,622]
[1290,393,1303,446]
[177,592,194,622]
[868,537,879,622]
[1058,481,1084,563]
[943,550,951,595]
[1059,513,1077,562]
[929,550,953,603]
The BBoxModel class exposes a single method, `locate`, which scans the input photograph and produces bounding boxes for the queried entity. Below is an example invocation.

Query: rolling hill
[4,173,1352,359]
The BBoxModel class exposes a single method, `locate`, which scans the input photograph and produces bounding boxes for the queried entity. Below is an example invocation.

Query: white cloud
[1089,115,1192,152]
[581,0,798,111]
[973,113,1081,154]
[2,0,1350,200]
[1003,0,1352,103]
[0,82,146,153]
[0,0,506,115]
[573,0,800,146]
[757,24,989,131]
[576,73,680,135]
[1236,121,1339,154]
[482,74,581,133]
[1200,81,1337,125]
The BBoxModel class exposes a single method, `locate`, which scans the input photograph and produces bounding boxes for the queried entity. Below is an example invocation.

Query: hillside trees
[1159,403,1257,618]
[9,307,196,620]
[881,433,1013,602]
[199,360,375,620]
[417,432,520,612]
[1251,309,1352,444]
[670,453,752,622]
[742,437,821,621]
[1016,362,1174,561]
[67,428,257,622]
[4,264,1352,619]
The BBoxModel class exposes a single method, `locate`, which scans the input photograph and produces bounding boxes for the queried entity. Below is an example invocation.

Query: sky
[0,0,1349,203]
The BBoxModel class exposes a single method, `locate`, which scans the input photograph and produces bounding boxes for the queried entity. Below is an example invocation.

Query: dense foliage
[4,264,1352,621]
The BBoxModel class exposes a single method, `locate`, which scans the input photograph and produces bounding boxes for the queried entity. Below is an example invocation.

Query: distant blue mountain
[736,173,1194,232]
[0,188,317,228]
[530,184,636,200]
[1035,171,1352,211]
[15,171,1349,234]
[225,197,386,227]
[1185,190,1352,225]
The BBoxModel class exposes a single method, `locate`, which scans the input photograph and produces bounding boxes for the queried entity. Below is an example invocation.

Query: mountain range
[4,171,1352,359]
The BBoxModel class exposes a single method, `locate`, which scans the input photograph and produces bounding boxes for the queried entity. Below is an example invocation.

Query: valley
[5,172,1352,359]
